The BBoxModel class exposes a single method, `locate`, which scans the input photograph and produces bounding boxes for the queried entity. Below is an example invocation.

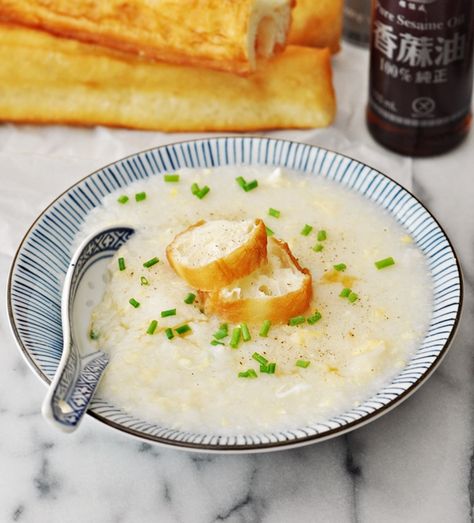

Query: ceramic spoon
[42,225,135,432]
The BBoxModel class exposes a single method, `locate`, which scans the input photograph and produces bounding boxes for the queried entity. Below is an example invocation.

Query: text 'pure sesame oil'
[367,0,474,156]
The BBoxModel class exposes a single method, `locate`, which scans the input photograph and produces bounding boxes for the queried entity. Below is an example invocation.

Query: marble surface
[1,44,473,523]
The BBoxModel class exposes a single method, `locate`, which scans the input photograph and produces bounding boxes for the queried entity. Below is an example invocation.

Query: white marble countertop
[0,44,473,523]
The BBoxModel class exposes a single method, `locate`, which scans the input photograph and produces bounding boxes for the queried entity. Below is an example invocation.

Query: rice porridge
[82,166,432,434]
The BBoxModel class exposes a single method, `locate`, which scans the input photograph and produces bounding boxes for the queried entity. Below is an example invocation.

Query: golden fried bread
[166,219,268,291]
[0,24,336,132]
[200,237,313,324]
[0,0,294,74]
[289,0,343,53]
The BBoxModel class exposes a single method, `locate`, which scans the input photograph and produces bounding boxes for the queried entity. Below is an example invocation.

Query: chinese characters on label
[374,21,466,84]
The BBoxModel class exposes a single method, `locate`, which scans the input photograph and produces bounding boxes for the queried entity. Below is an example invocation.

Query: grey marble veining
[0,44,473,523]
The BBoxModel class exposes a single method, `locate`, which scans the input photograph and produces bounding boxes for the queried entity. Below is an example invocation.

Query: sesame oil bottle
[367,0,474,156]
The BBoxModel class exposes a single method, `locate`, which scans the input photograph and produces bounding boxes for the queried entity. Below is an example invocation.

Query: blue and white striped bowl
[8,137,463,452]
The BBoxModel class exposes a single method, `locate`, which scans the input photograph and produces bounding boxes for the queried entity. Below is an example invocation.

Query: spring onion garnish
[146,320,158,335]
[375,257,395,270]
[211,339,225,346]
[161,308,176,317]
[236,176,247,189]
[230,327,242,349]
[340,288,351,298]
[213,323,229,340]
[241,323,251,342]
[165,328,174,340]
[265,226,274,237]
[184,293,196,304]
[135,192,146,202]
[118,257,126,271]
[140,276,149,286]
[307,311,322,325]
[333,263,347,272]
[244,180,258,192]
[301,224,313,236]
[268,208,281,218]
[89,329,99,340]
[197,186,210,199]
[164,174,180,183]
[317,230,327,241]
[143,257,159,268]
[312,244,324,253]
[235,176,258,192]
[348,292,359,303]
[175,324,191,335]
[129,298,140,308]
[260,364,269,373]
[191,182,200,195]
[238,369,258,378]
[259,320,272,337]
[296,359,311,368]
[288,315,305,326]
[252,352,269,366]
[267,363,276,374]
[117,195,129,204]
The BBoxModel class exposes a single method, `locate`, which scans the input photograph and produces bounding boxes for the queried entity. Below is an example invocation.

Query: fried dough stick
[0,0,294,74]
[0,24,336,132]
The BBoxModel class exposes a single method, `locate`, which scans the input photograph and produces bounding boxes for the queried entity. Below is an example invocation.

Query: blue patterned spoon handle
[46,346,109,431]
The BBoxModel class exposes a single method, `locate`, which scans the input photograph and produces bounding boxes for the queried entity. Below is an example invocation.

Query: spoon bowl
[42,225,135,432]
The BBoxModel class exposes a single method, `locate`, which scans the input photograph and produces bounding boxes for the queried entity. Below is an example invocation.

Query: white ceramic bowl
[7,137,463,452]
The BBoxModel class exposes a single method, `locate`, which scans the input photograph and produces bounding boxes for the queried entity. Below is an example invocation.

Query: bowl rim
[7,136,464,452]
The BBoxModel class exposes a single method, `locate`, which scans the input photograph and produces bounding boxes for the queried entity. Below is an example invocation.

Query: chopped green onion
[296,359,311,368]
[259,320,271,337]
[230,327,242,349]
[184,293,196,304]
[252,352,269,366]
[348,292,359,303]
[213,330,228,340]
[334,263,347,272]
[288,315,305,326]
[238,369,258,378]
[317,230,327,241]
[197,186,210,199]
[89,329,99,340]
[268,208,281,218]
[140,276,149,286]
[241,323,251,342]
[161,308,176,317]
[118,257,126,271]
[211,339,225,346]
[129,298,140,308]
[117,195,129,204]
[375,257,395,270]
[244,180,258,192]
[307,312,322,325]
[301,224,313,236]
[236,176,247,189]
[191,183,200,195]
[175,324,191,335]
[312,244,324,253]
[267,363,276,374]
[143,257,159,268]
[165,328,174,340]
[213,324,228,339]
[164,174,180,183]
[146,320,158,335]
[340,288,351,298]
[260,364,269,373]
[135,192,146,202]
[265,226,274,237]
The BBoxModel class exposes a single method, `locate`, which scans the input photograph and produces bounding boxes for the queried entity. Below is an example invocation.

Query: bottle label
[369,0,474,128]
